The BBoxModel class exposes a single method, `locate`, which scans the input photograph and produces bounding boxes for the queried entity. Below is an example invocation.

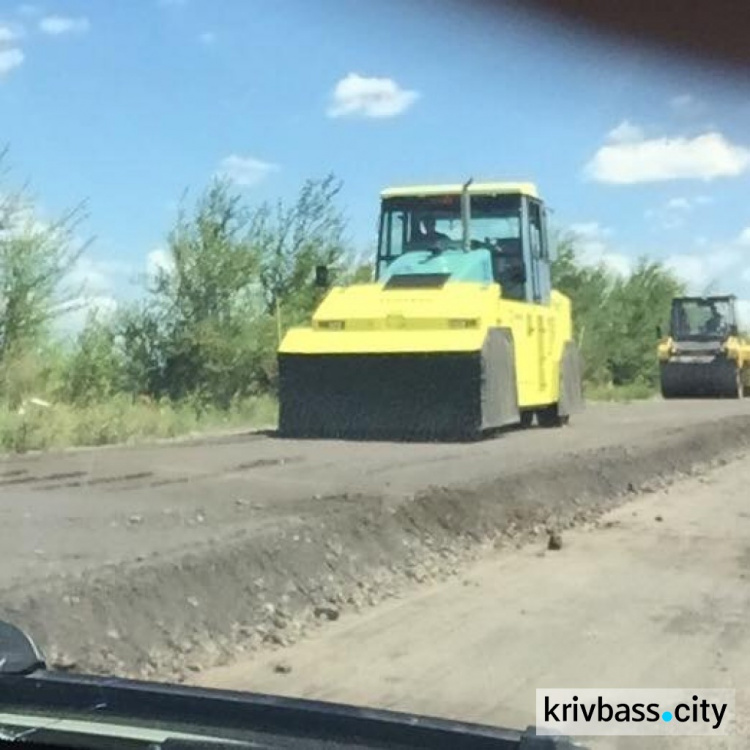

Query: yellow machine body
[278,181,583,439]
[658,295,750,398]
[280,284,573,408]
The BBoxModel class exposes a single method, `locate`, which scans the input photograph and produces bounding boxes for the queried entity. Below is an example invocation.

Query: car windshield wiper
[0,621,585,750]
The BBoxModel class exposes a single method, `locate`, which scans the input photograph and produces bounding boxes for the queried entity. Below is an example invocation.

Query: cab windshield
[377,194,523,278]
[671,298,734,339]
[379,195,520,253]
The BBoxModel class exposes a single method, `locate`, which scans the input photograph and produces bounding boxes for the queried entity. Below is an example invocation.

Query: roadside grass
[0,379,657,454]
[584,381,657,403]
[0,395,278,454]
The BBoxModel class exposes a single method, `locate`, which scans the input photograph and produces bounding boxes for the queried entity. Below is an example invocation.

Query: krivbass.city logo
[536,689,735,737]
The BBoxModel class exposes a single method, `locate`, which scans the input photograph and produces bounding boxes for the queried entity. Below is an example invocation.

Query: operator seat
[492,239,526,301]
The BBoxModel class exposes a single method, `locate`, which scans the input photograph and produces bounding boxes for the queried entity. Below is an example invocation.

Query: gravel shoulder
[197,453,750,750]
[2,399,750,589]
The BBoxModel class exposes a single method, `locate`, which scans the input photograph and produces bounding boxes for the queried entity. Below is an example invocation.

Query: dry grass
[0,394,278,453]
[584,381,657,403]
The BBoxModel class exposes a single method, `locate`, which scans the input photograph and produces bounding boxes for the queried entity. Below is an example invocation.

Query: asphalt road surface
[197,451,750,750]
[2,399,750,590]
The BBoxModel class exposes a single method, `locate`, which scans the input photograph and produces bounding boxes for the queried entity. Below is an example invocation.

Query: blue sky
[2,0,750,327]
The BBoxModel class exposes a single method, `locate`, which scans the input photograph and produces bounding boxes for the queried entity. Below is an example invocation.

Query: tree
[605,260,683,385]
[551,234,615,383]
[253,174,348,326]
[116,302,168,399]
[551,232,684,387]
[154,178,260,330]
[0,155,88,408]
[137,178,269,405]
[0,187,87,362]
[63,313,124,405]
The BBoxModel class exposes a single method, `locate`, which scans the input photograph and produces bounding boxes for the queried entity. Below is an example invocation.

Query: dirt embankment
[197,448,750,750]
[3,414,750,683]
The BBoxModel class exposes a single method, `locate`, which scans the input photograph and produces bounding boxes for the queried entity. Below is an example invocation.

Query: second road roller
[658,294,750,398]
[277,180,584,440]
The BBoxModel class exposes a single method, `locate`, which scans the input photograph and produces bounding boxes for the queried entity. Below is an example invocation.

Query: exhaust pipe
[461,177,473,252]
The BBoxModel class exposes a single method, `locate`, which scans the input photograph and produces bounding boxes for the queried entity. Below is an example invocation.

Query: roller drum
[278,352,485,440]
[660,357,741,399]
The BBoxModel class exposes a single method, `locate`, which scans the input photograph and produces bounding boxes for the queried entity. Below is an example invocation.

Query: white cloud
[216,154,278,187]
[646,195,714,230]
[146,247,174,278]
[568,221,631,276]
[737,227,750,246]
[665,197,691,211]
[645,209,684,230]
[663,255,708,289]
[0,24,22,43]
[737,300,750,329]
[585,128,750,184]
[606,120,644,144]
[0,192,53,239]
[68,257,110,292]
[667,195,714,211]
[664,248,743,294]
[595,252,631,277]
[55,295,118,336]
[670,93,704,116]
[67,256,132,295]
[38,15,90,36]
[568,221,613,240]
[327,73,419,119]
[53,255,127,335]
[664,196,713,211]
[198,31,216,45]
[0,47,24,77]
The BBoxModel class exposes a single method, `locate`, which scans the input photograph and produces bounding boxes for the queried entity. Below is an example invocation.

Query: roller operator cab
[277,181,584,440]
[658,295,750,399]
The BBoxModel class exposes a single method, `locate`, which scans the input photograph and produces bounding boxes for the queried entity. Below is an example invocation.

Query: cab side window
[528,201,551,304]
[529,204,542,259]
[377,210,408,278]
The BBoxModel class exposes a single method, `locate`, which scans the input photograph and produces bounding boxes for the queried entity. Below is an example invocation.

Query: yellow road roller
[658,295,750,398]
[277,180,584,440]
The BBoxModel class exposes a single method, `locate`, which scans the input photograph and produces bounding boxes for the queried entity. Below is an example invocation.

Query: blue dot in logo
[662,711,673,722]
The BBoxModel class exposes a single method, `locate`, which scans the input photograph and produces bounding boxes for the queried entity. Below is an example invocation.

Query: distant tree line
[551,236,684,388]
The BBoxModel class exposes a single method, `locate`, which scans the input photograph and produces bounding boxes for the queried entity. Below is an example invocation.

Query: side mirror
[656,325,663,339]
[729,324,739,337]
[314,265,329,288]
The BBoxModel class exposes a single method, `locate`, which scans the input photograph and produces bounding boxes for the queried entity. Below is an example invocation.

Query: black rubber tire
[733,367,744,400]
[537,404,567,428]
[519,410,534,428]
[557,341,584,422]
[535,341,582,429]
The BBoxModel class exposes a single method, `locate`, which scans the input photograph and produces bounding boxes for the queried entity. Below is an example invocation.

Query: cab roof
[380,182,539,199]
